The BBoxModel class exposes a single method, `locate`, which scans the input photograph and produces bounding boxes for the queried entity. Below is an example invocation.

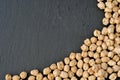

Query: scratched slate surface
[0,0,107,79]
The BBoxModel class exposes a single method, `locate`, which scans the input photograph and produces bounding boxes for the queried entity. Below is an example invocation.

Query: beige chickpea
[69,52,76,60]
[93,52,99,59]
[101,62,108,70]
[108,60,116,66]
[118,9,120,14]
[97,76,105,80]
[113,0,118,5]
[83,57,90,63]
[98,35,104,41]
[88,75,96,80]
[60,71,68,78]
[36,73,43,80]
[101,50,108,57]
[92,64,99,72]
[102,27,108,35]
[108,52,114,58]
[113,55,119,62]
[105,1,114,8]
[89,59,95,66]
[64,57,70,65]
[103,36,109,42]
[47,73,54,80]
[104,7,112,12]
[101,57,110,62]
[30,69,39,76]
[75,53,82,60]
[55,77,62,80]
[114,18,120,24]
[88,51,94,57]
[43,67,51,75]
[112,65,120,72]
[90,37,97,44]
[116,24,120,33]
[53,69,60,77]
[117,70,120,77]
[113,12,119,18]
[105,12,111,18]
[20,71,27,79]
[113,6,119,12]
[107,67,113,74]
[101,42,107,50]
[81,51,88,58]
[84,38,91,46]
[102,17,109,25]
[96,46,102,53]
[64,65,70,72]
[97,69,105,77]
[109,73,117,80]
[117,61,120,65]
[97,0,103,2]
[69,59,77,67]
[71,66,77,73]
[104,71,108,78]
[68,71,74,78]
[76,69,83,77]
[77,60,83,68]
[63,78,69,80]
[94,30,101,37]
[110,18,115,24]
[80,77,87,80]
[113,46,120,54]
[96,40,102,46]
[105,39,114,47]
[97,2,105,9]
[89,44,97,51]
[43,77,48,80]
[5,74,12,80]
[108,25,115,33]
[87,67,94,75]
[81,44,88,51]
[115,37,120,45]
[109,33,116,40]
[28,76,35,80]
[12,75,20,80]
[57,61,64,70]
[108,46,114,51]
[83,71,89,78]
[83,63,89,70]
[71,77,77,80]
[50,63,57,70]
[95,58,102,64]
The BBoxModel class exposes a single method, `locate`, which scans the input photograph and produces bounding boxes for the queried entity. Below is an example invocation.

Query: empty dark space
[0,0,105,79]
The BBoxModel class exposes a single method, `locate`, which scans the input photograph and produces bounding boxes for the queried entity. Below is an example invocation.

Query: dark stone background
[0,0,106,79]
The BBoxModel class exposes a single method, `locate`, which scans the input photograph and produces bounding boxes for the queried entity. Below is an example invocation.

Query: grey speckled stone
[0,0,106,79]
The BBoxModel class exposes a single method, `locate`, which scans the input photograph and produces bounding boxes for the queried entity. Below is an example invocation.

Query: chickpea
[12,75,20,80]
[101,42,107,50]
[113,12,119,18]
[96,46,102,53]
[102,18,109,25]
[43,67,51,75]
[101,62,108,70]
[28,76,35,80]
[97,2,105,9]
[109,33,116,40]
[88,75,96,80]
[75,53,82,60]
[108,60,116,66]
[64,65,70,72]
[81,44,88,51]
[60,71,68,78]
[115,37,120,45]
[112,65,120,72]
[80,77,87,80]
[92,64,99,72]
[105,39,114,47]
[97,69,105,77]
[93,52,99,59]
[36,73,43,80]
[108,46,114,51]
[71,77,77,80]
[94,30,101,37]
[69,52,76,60]
[117,61,120,65]
[105,12,111,18]
[69,59,77,67]
[30,69,39,76]
[89,44,97,51]
[68,71,74,78]
[43,77,48,80]
[90,37,97,44]
[83,63,89,70]
[77,60,83,68]
[57,61,64,70]
[71,66,77,73]
[96,40,102,46]
[83,71,89,78]
[5,74,12,80]
[102,27,108,35]
[84,38,91,46]
[87,67,94,75]
[107,25,115,33]
[113,46,120,54]
[110,18,115,24]
[116,24,120,33]
[113,6,119,12]
[64,57,70,65]
[88,51,94,57]
[55,77,62,80]
[113,55,119,62]
[89,59,95,66]
[50,63,57,70]
[76,69,83,77]
[107,67,113,74]
[97,76,105,80]
[109,73,117,80]
[83,57,90,63]
[101,57,110,62]
[104,7,112,12]
[81,51,88,58]
[105,1,114,8]
[95,58,102,64]
[20,71,27,79]
[108,52,114,58]
[117,70,120,77]
[47,73,54,80]
[53,69,60,77]
[101,50,108,57]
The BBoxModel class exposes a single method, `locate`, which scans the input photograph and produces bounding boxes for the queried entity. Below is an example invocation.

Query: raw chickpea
[94,30,101,37]
[109,33,116,40]
[93,52,99,59]
[117,70,120,77]
[97,76,105,80]
[47,73,54,80]
[83,63,89,70]
[113,0,118,5]
[107,67,113,74]
[90,37,97,44]
[68,71,74,78]
[69,52,76,60]
[92,64,99,72]
[53,69,60,77]
[89,44,97,51]
[95,58,102,64]
[101,57,110,62]
[108,60,116,66]
[104,7,112,12]
[71,77,77,80]
[108,46,114,51]
[97,0,103,2]
[81,51,88,57]
[117,61,120,65]
[98,35,104,40]
[101,62,108,70]
[97,69,105,77]
[113,6,119,12]
[118,9,120,14]
[50,63,57,70]
[113,55,119,62]
[80,77,87,80]
[43,77,48,80]
[30,69,39,76]
[105,1,114,8]
[28,76,35,80]
[104,71,108,78]
[57,61,64,70]
[96,40,102,46]
[84,38,91,46]
[88,75,96,80]
[114,18,120,24]
[83,57,90,63]
[5,74,12,80]
[102,17,109,25]
[116,24,120,33]
[110,18,115,24]
[36,73,43,80]
[76,69,83,77]
[105,12,111,18]
[102,27,108,35]
[43,67,51,75]
[89,59,95,66]
[113,12,119,18]
[101,42,107,50]
[75,53,82,60]
[20,71,27,79]
[64,57,70,65]
[81,44,88,51]
[55,77,62,80]
[101,50,108,57]
[64,65,70,72]
[69,59,77,67]
[108,52,114,58]
[12,75,20,80]
[97,2,105,9]
[115,37,120,44]
[60,71,68,78]
[88,51,94,57]
[96,46,102,53]
[113,46,120,54]
[105,39,114,47]
[71,66,77,73]
[77,60,83,68]
[109,73,117,80]
[112,65,120,72]
[87,67,94,75]
[107,25,115,33]
[83,71,89,78]
[103,36,109,42]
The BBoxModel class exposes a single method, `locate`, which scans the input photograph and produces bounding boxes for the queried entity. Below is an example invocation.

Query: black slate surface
[0,0,106,79]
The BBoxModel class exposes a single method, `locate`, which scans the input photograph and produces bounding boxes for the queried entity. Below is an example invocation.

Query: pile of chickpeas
[5,0,120,80]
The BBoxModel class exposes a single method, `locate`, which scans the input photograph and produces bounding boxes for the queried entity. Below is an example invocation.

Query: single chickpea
[104,71,108,78]
[81,51,88,58]
[107,67,113,74]
[108,52,114,58]
[12,75,20,80]
[115,37,120,45]
[93,52,100,59]
[77,60,83,68]
[107,25,115,33]
[94,30,101,37]
[83,63,89,70]
[110,18,115,24]
[116,24,120,33]
[101,57,110,62]
[97,76,105,80]
[60,71,68,78]
[80,77,87,80]
[71,77,77,80]
[96,40,102,46]
[98,35,104,40]
[113,0,119,5]
[53,69,60,77]
[83,71,89,78]
[5,74,12,80]
[103,36,109,42]
[89,59,95,66]
[75,53,82,60]
[28,76,35,80]
[105,39,114,47]
[68,71,74,78]
[112,65,120,72]
[108,60,116,66]
[105,12,112,18]
[117,70,120,77]
[87,67,94,75]
[89,44,97,51]
[84,38,91,46]
[113,55,119,62]
[64,65,70,72]
[88,75,96,80]
[64,57,70,65]
[20,71,27,79]
[97,69,105,77]
[71,66,77,73]
[105,1,114,8]
[96,46,102,53]
[113,46,120,54]
[76,69,83,77]
[102,18,109,25]
[97,2,105,9]
[90,37,97,44]
[43,77,48,80]
[30,69,39,76]
[101,62,108,70]
[88,51,94,57]
[113,12,119,18]
[109,73,117,80]
[101,42,107,50]
[113,6,119,12]
[101,50,108,57]
[117,61,120,65]
[47,73,54,80]
[36,73,43,80]
[69,59,77,67]
[92,64,99,72]
[55,77,62,80]
[114,18,120,24]
[83,57,90,63]
[50,63,57,70]
[43,67,51,75]
[95,58,102,64]
[57,61,64,70]
[118,9,120,14]
[69,52,76,60]
[102,27,108,35]
[108,46,114,51]
[109,33,116,40]
[104,7,112,12]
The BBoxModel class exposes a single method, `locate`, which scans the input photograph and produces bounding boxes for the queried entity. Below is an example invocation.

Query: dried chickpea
[83,63,89,70]
[36,73,43,80]
[5,74,12,80]
[115,37,120,44]
[69,52,76,60]
[109,73,117,80]
[97,2,105,9]
[90,37,97,44]
[105,39,114,47]
[113,12,119,18]
[105,12,111,18]
[43,77,48,80]
[81,51,88,57]
[117,70,120,77]
[71,66,77,73]
[97,69,105,77]
[93,52,99,59]
[92,64,99,72]
[117,61,120,65]
[108,46,114,51]
[101,42,107,50]
[50,63,57,70]
[64,57,70,65]
[108,60,116,66]
[75,53,82,60]
[89,59,95,66]
[104,7,112,12]
[28,76,35,80]
[12,75,20,80]
[102,27,108,35]
[47,73,54,80]
[88,75,96,80]
[30,69,39,76]
[101,62,108,70]
[101,50,108,57]
[60,71,68,78]
[101,57,110,62]
[113,46,120,54]
[112,65,120,72]
[83,57,90,63]
[84,38,91,46]
[110,18,115,24]
[57,61,64,70]
[76,69,83,77]
[43,67,51,75]
[89,44,97,51]
[55,77,62,80]
[116,24,120,33]
[87,67,94,75]
[88,51,94,57]
[80,77,87,80]
[83,71,89,78]
[20,71,27,79]
[102,18,109,25]
[96,46,102,53]
[81,44,88,51]
[95,58,102,64]
[113,6,119,12]
[68,71,74,78]
[77,60,83,68]
[69,59,77,67]
[107,67,113,74]
[113,55,119,61]
[108,52,114,58]
[64,65,70,72]
[71,77,77,80]
[105,1,114,8]
[97,76,105,80]
[94,30,101,37]
[96,40,102,46]
[107,25,115,33]
[53,69,60,77]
